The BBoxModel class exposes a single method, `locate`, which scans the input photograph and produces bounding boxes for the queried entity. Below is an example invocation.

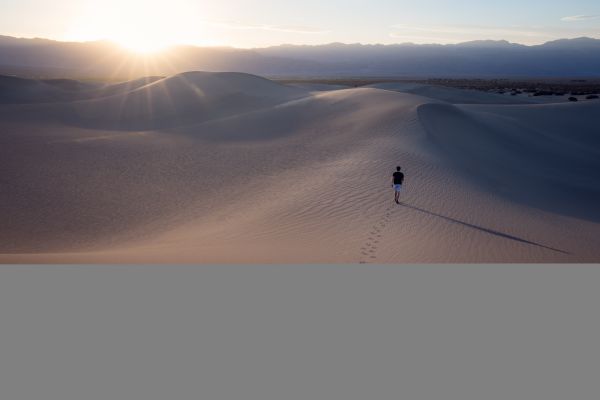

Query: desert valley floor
[1,72,599,263]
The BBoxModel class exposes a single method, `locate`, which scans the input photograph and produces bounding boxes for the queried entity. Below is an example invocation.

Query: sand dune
[62,72,308,130]
[368,81,596,105]
[367,82,534,104]
[0,74,164,104]
[0,75,84,104]
[287,83,351,92]
[1,72,599,263]
[418,101,600,221]
[89,76,165,97]
[1,72,308,129]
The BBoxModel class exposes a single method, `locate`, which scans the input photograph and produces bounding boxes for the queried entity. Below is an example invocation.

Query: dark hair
[396,166,401,171]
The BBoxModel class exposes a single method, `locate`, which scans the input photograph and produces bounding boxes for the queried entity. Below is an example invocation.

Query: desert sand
[1,72,599,263]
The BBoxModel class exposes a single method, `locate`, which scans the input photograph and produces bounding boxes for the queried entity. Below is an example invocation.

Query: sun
[67,0,207,54]
[116,37,172,54]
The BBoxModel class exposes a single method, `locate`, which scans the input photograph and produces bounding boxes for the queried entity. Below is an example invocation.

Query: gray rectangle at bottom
[0,264,599,400]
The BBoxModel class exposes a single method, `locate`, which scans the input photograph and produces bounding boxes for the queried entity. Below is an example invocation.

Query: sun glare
[67,0,209,53]
[117,37,171,54]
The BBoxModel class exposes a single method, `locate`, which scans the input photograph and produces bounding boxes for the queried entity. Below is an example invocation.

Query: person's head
[396,166,401,171]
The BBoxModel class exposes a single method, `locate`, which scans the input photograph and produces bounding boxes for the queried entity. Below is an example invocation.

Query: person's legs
[394,185,401,204]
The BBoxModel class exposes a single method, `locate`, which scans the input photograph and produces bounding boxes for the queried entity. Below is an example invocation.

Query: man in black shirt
[392,166,404,204]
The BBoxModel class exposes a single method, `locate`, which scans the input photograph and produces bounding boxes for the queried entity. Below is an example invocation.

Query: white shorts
[394,184,402,193]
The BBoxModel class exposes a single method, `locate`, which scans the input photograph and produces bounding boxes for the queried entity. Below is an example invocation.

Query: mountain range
[1,35,600,79]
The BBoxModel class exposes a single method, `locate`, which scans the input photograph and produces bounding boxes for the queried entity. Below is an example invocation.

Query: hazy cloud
[391,24,546,37]
[389,24,555,44]
[561,15,599,22]
[212,21,329,34]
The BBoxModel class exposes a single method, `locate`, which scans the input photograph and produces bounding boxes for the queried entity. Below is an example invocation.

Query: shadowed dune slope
[0,74,166,104]
[0,75,83,103]
[418,101,600,221]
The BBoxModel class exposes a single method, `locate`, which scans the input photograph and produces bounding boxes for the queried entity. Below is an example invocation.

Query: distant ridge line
[1,35,600,79]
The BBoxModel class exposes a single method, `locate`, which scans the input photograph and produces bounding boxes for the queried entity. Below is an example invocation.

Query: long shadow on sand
[400,202,570,255]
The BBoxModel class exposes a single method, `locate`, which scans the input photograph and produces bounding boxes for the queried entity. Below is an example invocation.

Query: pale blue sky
[1,0,599,50]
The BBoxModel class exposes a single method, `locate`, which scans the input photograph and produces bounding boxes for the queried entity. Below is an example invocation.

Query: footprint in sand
[359,206,398,263]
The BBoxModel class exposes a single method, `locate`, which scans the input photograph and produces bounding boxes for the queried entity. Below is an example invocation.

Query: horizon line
[2,34,598,50]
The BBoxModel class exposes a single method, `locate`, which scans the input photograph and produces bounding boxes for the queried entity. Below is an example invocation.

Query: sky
[1,0,600,51]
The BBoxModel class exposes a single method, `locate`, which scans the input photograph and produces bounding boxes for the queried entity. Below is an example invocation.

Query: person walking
[392,166,404,204]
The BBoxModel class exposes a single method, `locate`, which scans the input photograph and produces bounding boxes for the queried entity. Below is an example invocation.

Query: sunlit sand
[1,72,599,263]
